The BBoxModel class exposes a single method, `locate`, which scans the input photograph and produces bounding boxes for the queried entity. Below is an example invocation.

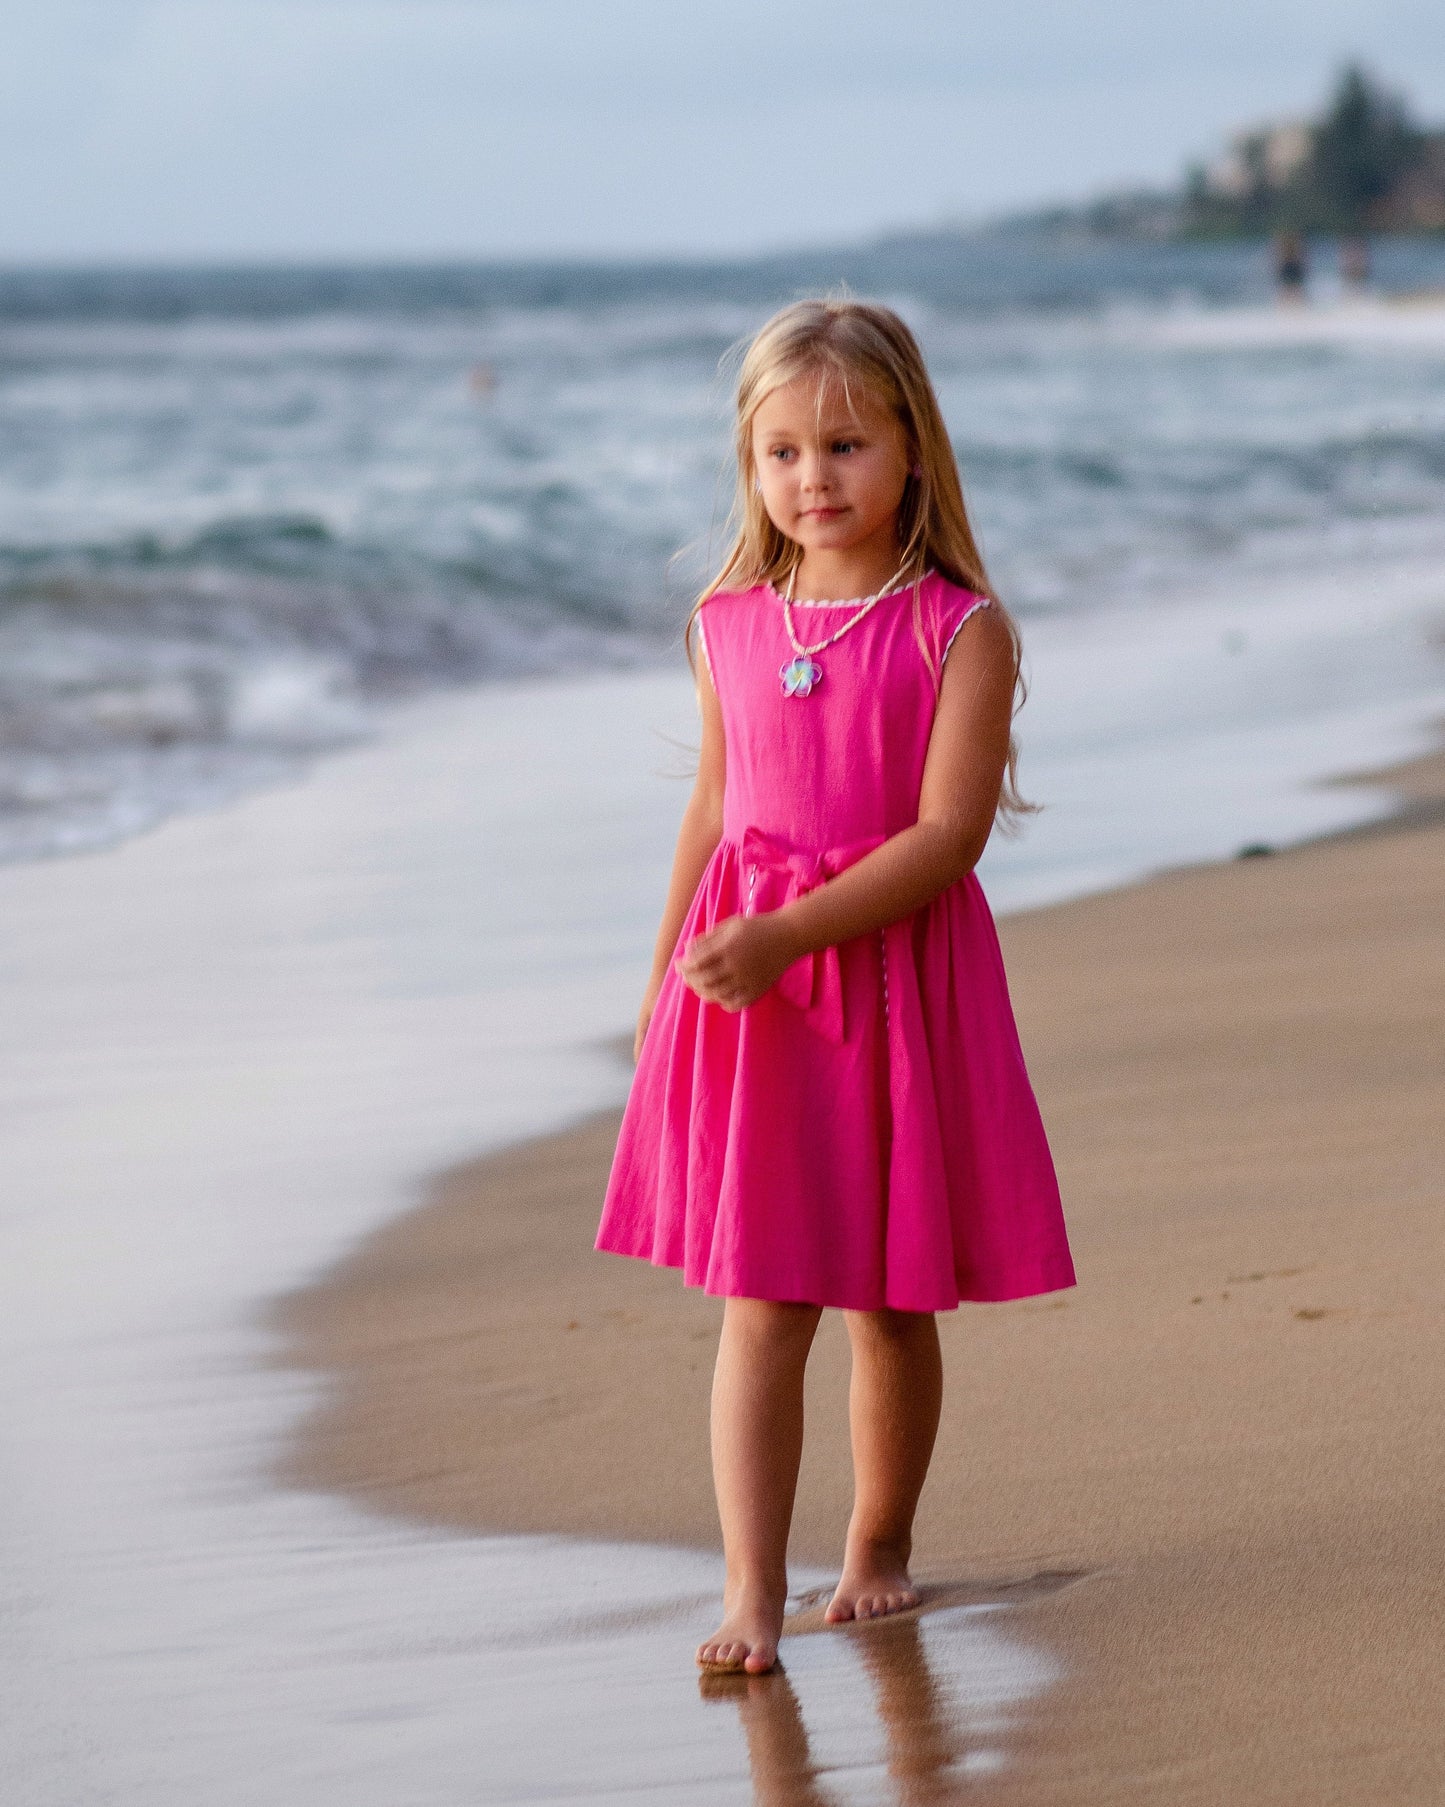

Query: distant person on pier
[1339,237,1371,292]
[1273,230,1308,302]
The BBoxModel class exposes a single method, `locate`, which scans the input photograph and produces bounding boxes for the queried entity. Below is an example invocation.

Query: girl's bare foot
[824,1537,919,1624]
[697,1581,786,1673]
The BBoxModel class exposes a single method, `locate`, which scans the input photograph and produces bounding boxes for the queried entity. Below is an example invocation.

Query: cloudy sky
[3,0,1443,261]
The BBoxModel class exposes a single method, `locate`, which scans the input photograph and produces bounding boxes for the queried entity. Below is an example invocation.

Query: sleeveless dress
[595,573,1075,1312]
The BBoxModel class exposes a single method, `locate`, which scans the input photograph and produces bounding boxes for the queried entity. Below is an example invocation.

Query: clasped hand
[675,910,799,1013]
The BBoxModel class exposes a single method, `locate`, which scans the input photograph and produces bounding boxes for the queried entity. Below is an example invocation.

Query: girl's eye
[832,440,857,455]
[770,447,795,461]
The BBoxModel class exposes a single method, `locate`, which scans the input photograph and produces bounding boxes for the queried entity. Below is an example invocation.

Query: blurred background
[3,3,1445,866]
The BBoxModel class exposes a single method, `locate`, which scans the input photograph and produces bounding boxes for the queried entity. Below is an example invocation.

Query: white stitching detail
[765,570,935,608]
[879,927,889,1033]
[940,595,991,665]
[695,612,715,682]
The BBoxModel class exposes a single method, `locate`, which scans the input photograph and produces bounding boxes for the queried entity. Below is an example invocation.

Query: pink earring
[911,464,923,478]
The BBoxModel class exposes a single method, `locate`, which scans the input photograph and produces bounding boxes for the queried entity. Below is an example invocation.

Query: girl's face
[750,373,911,561]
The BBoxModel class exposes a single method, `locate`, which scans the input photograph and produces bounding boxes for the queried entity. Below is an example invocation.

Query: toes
[863,1590,916,1618]
[698,1636,753,1671]
[697,1637,772,1673]
[826,1582,918,1624]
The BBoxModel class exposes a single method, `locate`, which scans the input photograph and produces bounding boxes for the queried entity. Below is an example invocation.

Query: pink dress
[595,573,1075,1311]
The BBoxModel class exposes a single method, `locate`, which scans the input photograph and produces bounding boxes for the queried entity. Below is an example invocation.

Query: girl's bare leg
[698,1296,823,1673]
[826,1308,942,1623]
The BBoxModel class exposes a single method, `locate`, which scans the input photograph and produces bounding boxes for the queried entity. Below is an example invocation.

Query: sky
[2,0,1444,262]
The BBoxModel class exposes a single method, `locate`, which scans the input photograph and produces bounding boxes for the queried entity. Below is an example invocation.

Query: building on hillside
[1204,122,1312,202]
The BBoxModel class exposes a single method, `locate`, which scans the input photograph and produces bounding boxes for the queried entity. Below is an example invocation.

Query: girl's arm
[676,606,1014,1013]
[634,647,727,1059]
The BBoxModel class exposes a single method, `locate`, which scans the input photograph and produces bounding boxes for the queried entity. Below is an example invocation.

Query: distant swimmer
[468,362,497,399]
[1273,229,1309,302]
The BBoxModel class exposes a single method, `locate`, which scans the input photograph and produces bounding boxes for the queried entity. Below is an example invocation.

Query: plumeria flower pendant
[780,654,822,697]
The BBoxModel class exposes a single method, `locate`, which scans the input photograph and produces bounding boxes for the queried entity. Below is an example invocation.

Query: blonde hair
[687,297,1034,825]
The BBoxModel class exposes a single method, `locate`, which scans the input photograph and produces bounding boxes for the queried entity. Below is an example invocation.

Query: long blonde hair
[687,297,1034,826]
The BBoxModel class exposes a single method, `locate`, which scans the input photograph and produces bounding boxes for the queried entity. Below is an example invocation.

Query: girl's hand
[676,912,798,1013]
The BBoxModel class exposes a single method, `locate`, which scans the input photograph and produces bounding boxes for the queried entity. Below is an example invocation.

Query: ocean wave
[4,242,1445,862]
[1146,295,1445,351]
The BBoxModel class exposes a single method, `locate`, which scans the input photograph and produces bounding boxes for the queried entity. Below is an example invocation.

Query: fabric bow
[739,825,887,1043]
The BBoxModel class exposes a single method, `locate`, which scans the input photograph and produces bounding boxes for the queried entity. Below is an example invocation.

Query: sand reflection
[702,1611,1008,1804]
[701,1667,832,1807]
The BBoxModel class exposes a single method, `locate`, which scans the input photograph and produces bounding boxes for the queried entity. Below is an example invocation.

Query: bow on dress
[738,825,887,1043]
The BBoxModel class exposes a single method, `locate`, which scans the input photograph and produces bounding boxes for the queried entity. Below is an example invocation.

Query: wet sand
[274,749,1445,1802]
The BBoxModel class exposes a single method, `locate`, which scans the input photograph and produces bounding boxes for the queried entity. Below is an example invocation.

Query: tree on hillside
[1182,62,1434,238]
[1301,64,1425,231]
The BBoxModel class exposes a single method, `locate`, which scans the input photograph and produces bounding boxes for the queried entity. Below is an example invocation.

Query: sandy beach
[1,637,1439,1801]
[274,745,1445,1802]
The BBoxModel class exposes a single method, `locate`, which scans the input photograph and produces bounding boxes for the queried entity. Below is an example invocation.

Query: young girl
[596,298,1075,1675]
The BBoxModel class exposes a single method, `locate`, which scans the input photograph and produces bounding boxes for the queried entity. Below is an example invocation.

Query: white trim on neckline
[763,570,934,608]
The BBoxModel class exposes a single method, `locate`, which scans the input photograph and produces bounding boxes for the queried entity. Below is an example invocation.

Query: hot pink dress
[595,573,1075,1311]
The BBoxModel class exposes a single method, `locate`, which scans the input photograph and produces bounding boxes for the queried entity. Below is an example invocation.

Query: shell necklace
[777,561,912,698]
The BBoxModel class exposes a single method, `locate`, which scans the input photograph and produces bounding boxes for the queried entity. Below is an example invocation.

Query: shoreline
[270,743,1445,1798]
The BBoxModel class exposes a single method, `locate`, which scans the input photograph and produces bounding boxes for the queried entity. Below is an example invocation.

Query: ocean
[4,234,1445,870]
